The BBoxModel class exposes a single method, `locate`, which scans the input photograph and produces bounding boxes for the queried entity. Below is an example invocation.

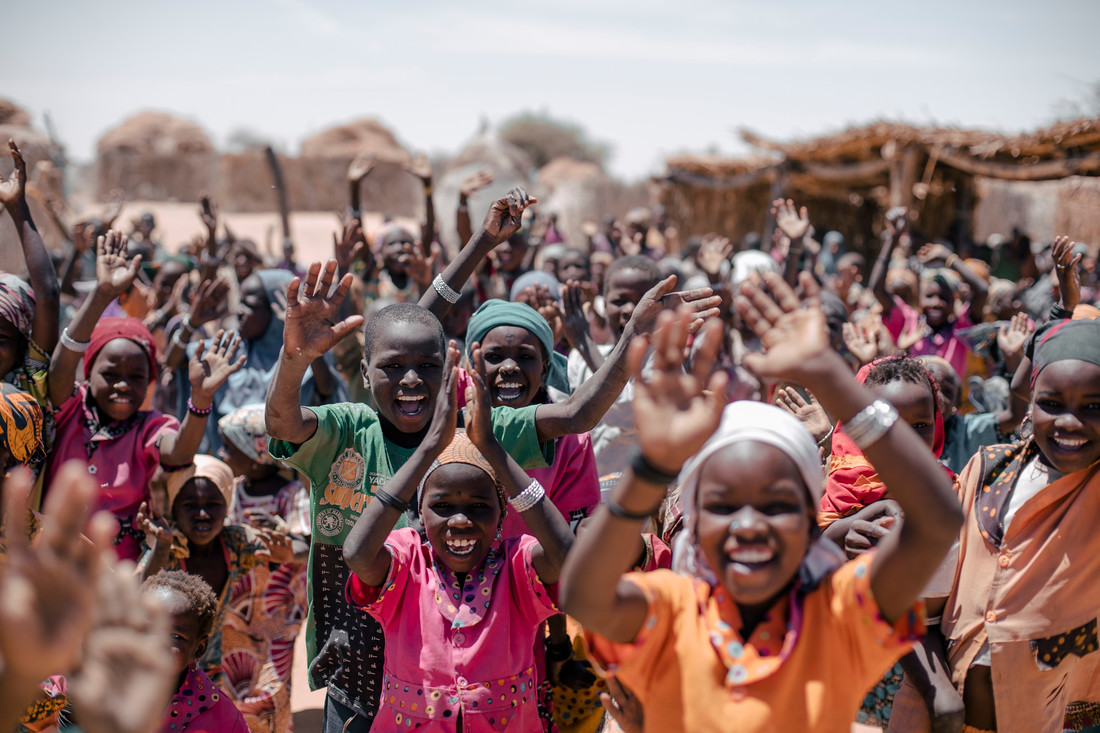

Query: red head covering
[84,318,158,381]
[819,357,946,522]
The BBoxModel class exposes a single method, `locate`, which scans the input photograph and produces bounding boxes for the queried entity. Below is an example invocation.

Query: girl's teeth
[446,539,476,556]
[1054,436,1087,449]
[729,549,774,563]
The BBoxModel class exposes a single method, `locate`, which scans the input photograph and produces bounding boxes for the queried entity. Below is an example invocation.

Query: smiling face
[88,339,150,422]
[695,441,813,612]
[380,228,415,275]
[873,379,937,451]
[363,321,445,434]
[479,326,547,408]
[1032,360,1100,474]
[604,268,655,340]
[151,587,208,675]
[171,478,227,550]
[0,317,25,378]
[493,234,528,274]
[420,463,502,574]
[237,275,272,341]
[920,280,952,328]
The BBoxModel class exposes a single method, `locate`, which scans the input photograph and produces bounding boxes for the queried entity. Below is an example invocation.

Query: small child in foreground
[342,342,574,731]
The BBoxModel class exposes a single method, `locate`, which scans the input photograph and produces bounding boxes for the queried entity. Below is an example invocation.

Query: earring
[495,528,502,542]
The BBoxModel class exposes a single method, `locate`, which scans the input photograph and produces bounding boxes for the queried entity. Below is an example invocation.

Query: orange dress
[588,551,923,733]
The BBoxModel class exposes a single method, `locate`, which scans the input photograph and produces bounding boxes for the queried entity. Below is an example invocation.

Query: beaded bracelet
[509,478,545,513]
[432,274,460,304]
[187,398,213,417]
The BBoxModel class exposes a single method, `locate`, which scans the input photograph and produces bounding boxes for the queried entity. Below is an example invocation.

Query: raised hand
[188,277,229,328]
[347,152,377,183]
[736,271,832,385]
[629,312,728,474]
[255,527,296,565]
[600,676,644,733]
[559,280,592,350]
[135,501,173,552]
[481,187,537,245]
[771,198,810,241]
[884,206,909,238]
[405,240,440,288]
[696,234,733,277]
[282,260,364,362]
[627,276,722,338]
[896,316,925,352]
[774,386,832,444]
[405,153,433,184]
[333,217,367,273]
[199,195,218,238]
[424,340,460,457]
[0,464,117,689]
[95,230,142,298]
[459,169,494,199]
[1052,235,1083,312]
[842,321,879,365]
[997,311,1031,357]
[0,138,27,209]
[517,284,564,345]
[189,329,247,404]
[917,242,954,266]
[464,342,500,455]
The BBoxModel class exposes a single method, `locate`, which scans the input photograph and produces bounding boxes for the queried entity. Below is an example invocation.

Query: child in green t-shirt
[265,188,721,731]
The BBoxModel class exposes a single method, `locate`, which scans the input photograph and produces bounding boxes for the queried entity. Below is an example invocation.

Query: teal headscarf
[464,299,571,396]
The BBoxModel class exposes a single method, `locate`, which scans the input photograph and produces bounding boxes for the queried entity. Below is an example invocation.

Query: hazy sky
[4,0,1098,180]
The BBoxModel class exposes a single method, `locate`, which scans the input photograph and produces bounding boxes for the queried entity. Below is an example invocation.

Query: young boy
[265,189,720,731]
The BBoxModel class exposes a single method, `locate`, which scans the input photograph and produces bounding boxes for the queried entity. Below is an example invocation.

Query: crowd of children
[1,135,1099,733]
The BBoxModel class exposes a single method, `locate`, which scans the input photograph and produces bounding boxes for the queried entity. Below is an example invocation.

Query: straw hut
[659,119,1100,253]
[96,112,217,201]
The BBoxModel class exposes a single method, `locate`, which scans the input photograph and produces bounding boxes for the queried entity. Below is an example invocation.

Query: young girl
[138,455,276,686]
[144,570,250,733]
[941,317,1100,732]
[218,403,309,733]
[560,273,961,731]
[45,231,245,561]
[341,342,574,731]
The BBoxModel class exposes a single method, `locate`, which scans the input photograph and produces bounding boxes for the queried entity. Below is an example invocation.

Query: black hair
[142,570,218,639]
[362,302,446,366]
[863,355,937,402]
[603,255,661,296]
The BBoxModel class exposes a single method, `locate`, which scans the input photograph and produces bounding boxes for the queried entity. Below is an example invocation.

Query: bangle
[60,327,90,353]
[375,489,410,513]
[432,274,460,304]
[842,399,899,450]
[180,315,195,333]
[509,478,545,513]
[630,449,680,485]
[817,424,835,447]
[606,499,661,522]
[187,398,212,417]
[545,638,573,663]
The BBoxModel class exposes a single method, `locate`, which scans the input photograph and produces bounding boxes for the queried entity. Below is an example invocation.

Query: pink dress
[883,296,972,378]
[501,431,599,540]
[159,661,250,732]
[46,383,179,561]
[346,528,559,732]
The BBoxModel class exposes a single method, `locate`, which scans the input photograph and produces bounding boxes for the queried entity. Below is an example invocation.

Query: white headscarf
[673,400,838,586]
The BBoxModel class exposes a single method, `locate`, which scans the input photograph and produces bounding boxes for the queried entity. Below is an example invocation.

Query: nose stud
[729,519,744,532]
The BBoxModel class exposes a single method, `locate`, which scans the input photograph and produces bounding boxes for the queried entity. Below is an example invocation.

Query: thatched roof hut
[659,119,1100,252]
[96,112,217,201]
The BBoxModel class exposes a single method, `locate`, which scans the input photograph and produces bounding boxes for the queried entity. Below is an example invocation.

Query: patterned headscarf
[84,318,158,380]
[416,430,504,515]
[1026,318,1100,390]
[166,455,236,514]
[0,274,35,342]
[218,404,275,466]
[0,382,43,464]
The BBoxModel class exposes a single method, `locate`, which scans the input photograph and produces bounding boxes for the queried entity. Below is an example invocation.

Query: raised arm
[467,343,573,583]
[265,260,362,445]
[406,153,436,250]
[994,312,1031,435]
[0,140,60,353]
[163,277,229,371]
[343,343,459,586]
[419,187,536,319]
[455,169,494,249]
[917,243,988,322]
[737,271,962,623]
[560,314,728,641]
[560,280,605,373]
[48,231,141,407]
[1051,235,1082,316]
[347,153,376,226]
[533,277,722,442]
[869,206,907,312]
[772,198,811,288]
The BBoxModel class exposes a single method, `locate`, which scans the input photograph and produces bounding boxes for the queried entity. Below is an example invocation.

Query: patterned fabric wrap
[0,273,34,341]
[416,429,505,515]
[84,317,158,380]
[1025,318,1100,390]
[0,382,43,464]
[167,454,236,511]
[218,403,276,466]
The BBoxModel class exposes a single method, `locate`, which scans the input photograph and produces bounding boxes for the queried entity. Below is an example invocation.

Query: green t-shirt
[270,401,552,716]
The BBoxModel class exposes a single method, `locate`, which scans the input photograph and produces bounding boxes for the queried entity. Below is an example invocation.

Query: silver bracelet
[60,327,90,353]
[509,478,545,513]
[842,399,899,450]
[432,274,460,304]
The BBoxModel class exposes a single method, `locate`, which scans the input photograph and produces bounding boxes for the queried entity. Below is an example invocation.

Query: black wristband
[606,499,661,522]
[545,638,573,663]
[630,449,680,485]
[1049,303,1073,321]
[375,489,410,513]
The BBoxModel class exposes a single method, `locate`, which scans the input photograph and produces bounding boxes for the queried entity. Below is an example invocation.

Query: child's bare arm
[343,344,460,586]
[48,231,141,407]
[159,330,246,464]
[737,271,962,624]
[534,277,721,442]
[0,140,60,354]
[561,314,728,642]
[869,206,907,313]
[419,188,536,319]
[466,345,573,584]
[265,261,362,444]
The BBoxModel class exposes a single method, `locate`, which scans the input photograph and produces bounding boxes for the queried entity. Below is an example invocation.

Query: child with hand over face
[560,273,962,732]
[342,342,574,732]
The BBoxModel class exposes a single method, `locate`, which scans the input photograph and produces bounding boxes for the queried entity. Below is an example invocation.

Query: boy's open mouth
[495,381,525,403]
[445,537,478,557]
[395,394,426,418]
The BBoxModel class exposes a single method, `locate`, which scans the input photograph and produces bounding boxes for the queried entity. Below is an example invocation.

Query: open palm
[0,139,26,208]
[190,329,248,398]
[737,271,831,383]
[96,230,141,298]
[283,259,363,362]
